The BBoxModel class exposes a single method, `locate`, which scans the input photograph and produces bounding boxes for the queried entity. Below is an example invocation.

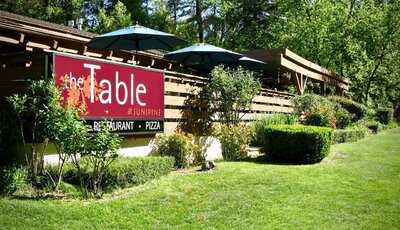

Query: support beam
[19,33,25,43]
[0,35,19,44]
[52,40,58,50]
[294,72,307,95]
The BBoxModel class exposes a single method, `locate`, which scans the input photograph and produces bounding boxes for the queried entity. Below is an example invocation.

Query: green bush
[216,124,252,161]
[47,156,174,192]
[395,104,400,123]
[360,120,383,133]
[152,132,199,168]
[328,96,367,121]
[0,166,29,195]
[104,157,174,189]
[251,114,297,147]
[335,107,352,129]
[375,108,394,125]
[264,125,333,164]
[292,94,336,128]
[387,121,398,129]
[332,127,367,144]
[303,112,334,128]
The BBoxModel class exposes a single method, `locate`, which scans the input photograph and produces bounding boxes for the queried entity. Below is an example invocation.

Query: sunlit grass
[1,129,399,229]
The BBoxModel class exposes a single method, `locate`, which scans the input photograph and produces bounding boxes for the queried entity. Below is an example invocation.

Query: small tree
[7,80,59,185]
[47,107,88,191]
[208,66,261,125]
[6,94,28,164]
[82,123,121,197]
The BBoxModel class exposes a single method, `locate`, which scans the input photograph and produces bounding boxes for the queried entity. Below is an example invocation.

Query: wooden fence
[163,71,294,133]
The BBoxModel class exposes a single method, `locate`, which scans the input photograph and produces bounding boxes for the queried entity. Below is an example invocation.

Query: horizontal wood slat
[164,81,201,94]
[164,122,179,133]
[164,95,187,106]
[164,109,182,119]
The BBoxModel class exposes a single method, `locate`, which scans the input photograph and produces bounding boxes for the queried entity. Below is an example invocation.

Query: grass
[1,129,400,229]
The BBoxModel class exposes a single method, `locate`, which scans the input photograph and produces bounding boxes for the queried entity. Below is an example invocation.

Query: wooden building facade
[0,10,349,138]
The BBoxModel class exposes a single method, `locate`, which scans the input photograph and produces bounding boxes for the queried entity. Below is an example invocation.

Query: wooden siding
[163,72,294,134]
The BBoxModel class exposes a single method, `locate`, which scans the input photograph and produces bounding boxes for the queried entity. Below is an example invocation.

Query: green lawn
[1,129,400,229]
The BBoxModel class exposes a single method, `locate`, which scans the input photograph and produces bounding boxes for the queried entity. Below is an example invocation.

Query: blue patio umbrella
[164,43,243,71]
[87,24,187,51]
[237,56,266,71]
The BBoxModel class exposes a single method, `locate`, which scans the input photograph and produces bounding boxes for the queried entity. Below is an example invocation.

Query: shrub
[47,156,174,192]
[0,166,29,195]
[216,124,252,161]
[104,157,174,188]
[304,112,335,128]
[251,114,297,147]
[335,107,352,129]
[387,121,398,129]
[360,120,383,133]
[328,96,367,121]
[375,108,394,125]
[292,94,336,128]
[264,125,333,164]
[208,65,261,125]
[395,104,400,123]
[332,127,367,144]
[152,132,198,168]
[80,125,122,196]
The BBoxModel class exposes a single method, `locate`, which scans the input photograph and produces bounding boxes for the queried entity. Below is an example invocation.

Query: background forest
[1,0,399,108]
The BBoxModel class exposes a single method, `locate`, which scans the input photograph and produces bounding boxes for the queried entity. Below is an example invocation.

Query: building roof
[245,48,349,91]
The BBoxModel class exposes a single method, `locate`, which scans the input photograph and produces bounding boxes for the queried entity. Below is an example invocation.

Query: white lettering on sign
[99,79,112,104]
[66,72,84,90]
[83,63,101,103]
[146,121,160,130]
[83,63,148,106]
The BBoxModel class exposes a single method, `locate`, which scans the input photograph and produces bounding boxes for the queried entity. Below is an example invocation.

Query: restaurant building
[0,10,349,161]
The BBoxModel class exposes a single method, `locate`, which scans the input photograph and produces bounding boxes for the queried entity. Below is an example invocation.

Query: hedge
[49,156,175,191]
[362,120,383,133]
[251,114,297,147]
[328,96,367,121]
[264,125,333,164]
[375,108,394,125]
[333,128,367,144]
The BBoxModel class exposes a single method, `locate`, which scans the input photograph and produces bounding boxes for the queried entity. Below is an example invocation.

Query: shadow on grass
[242,154,316,166]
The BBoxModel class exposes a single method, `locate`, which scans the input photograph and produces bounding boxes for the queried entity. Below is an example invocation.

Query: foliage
[264,125,333,164]
[251,114,297,147]
[79,123,122,197]
[0,166,29,195]
[332,127,368,144]
[92,1,132,34]
[2,0,400,108]
[152,132,200,168]
[335,107,352,129]
[215,124,252,161]
[375,108,394,125]
[178,88,214,136]
[1,129,400,228]
[46,156,174,193]
[395,104,400,123]
[46,107,88,191]
[303,112,335,128]
[292,94,336,128]
[358,120,383,134]
[387,121,398,129]
[208,66,261,125]
[328,96,368,121]
[104,157,174,189]
[6,80,60,185]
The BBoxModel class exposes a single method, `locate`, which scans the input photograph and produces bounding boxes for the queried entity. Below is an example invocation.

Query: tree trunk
[195,0,204,42]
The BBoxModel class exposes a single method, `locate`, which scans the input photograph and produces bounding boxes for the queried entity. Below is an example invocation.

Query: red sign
[53,53,164,121]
